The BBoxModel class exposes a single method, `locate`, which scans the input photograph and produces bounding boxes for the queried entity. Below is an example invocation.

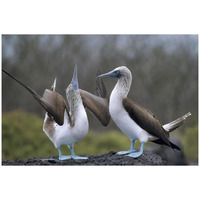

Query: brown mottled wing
[95,70,107,98]
[80,89,110,126]
[41,89,69,125]
[123,98,171,147]
[2,69,69,126]
[79,70,110,126]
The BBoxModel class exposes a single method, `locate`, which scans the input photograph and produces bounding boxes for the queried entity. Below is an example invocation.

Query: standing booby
[98,66,191,158]
[2,66,110,160]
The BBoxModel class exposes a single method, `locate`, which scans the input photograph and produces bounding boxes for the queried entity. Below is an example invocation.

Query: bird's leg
[69,145,88,160]
[58,147,71,160]
[126,142,144,158]
[116,139,136,155]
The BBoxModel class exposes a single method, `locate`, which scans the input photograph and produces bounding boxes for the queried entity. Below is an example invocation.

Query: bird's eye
[114,70,121,78]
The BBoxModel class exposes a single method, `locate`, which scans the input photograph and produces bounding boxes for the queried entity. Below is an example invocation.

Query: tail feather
[163,112,191,132]
[51,77,57,92]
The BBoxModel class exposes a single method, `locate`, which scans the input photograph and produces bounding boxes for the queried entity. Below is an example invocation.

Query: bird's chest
[71,111,89,141]
[109,91,126,120]
[109,95,147,141]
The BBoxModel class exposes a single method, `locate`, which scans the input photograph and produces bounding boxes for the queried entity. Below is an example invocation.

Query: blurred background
[2,35,198,165]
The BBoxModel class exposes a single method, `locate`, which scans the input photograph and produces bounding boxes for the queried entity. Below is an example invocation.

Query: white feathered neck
[112,66,132,99]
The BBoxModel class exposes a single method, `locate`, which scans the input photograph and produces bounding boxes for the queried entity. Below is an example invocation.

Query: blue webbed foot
[72,155,88,160]
[116,149,136,155]
[69,145,88,160]
[127,151,142,158]
[58,147,71,160]
[59,155,71,160]
[116,139,136,155]
[126,142,144,158]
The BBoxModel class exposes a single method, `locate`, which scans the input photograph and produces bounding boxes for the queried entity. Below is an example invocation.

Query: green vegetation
[177,125,198,162]
[2,110,57,160]
[2,110,198,163]
[2,110,140,160]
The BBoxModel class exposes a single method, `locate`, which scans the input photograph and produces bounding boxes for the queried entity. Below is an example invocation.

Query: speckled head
[66,65,81,102]
[97,66,132,98]
[66,66,82,112]
[97,66,132,80]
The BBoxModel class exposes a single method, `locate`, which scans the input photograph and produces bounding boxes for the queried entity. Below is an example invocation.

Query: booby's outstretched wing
[41,89,68,125]
[123,97,181,150]
[80,89,110,126]
[95,70,108,98]
[80,70,110,126]
[2,69,69,126]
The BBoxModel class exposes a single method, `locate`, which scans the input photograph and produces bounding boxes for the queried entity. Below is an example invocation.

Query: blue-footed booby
[98,66,191,158]
[2,66,110,160]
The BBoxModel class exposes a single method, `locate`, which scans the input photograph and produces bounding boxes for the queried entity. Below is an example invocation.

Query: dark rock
[146,137,188,165]
[2,151,166,166]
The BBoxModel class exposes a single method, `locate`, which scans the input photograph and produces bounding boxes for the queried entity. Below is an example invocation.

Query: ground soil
[2,151,166,166]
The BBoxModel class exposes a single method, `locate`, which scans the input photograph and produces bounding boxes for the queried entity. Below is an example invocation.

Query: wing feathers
[2,69,69,125]
[151,139,181,151]
[123,98,172,147]
[95,70,107,98]
[41,89,68,125]
[80,89,110,126]
[79,70,110,126]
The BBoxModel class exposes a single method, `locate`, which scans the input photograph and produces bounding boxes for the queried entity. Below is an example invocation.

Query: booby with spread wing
[98,66,191,158]
[2,66,110,160]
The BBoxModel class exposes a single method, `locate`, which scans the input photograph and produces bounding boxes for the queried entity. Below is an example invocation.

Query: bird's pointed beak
[97,70,121,79]
[71,65,79,90]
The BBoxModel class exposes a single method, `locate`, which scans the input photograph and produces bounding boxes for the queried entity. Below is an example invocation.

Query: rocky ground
[2,151,166,166]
